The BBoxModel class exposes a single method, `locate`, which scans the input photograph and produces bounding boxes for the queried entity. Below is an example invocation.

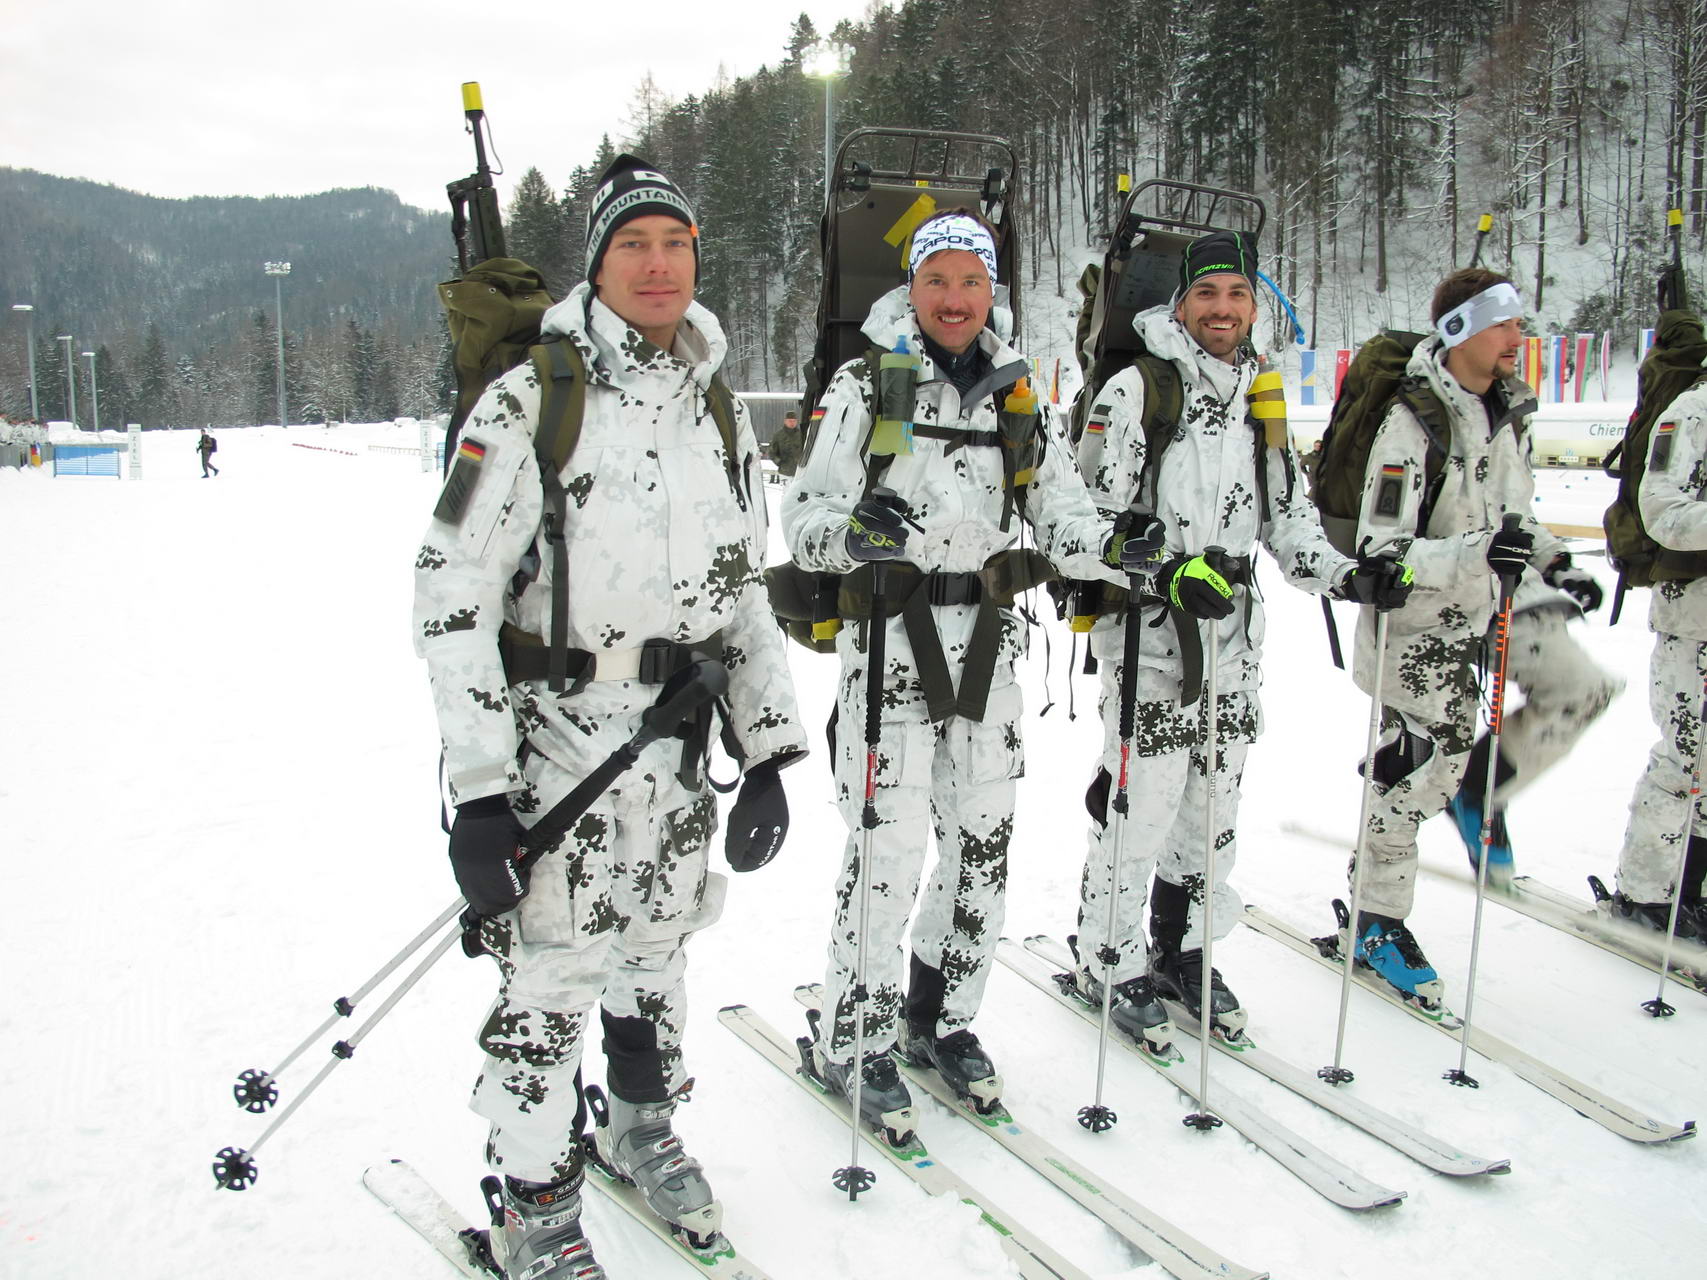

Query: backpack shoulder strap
[856,345,896,498]
[528,336,587,693]
[1131,355,1183,509]
[1394,378,1451,536]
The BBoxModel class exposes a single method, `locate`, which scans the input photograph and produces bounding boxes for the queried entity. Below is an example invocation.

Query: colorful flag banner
[1521,336,1543,389]
[1573,333,1592,403]
[1551,335,1569,402]
[1333,349,1352,400]
[1299,350,1318,405]
[1640,328,1656,362]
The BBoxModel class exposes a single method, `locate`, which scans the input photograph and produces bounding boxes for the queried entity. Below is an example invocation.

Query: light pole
[264,261,290,428]
[82,350,100,434]
[806,42,853,205]
[11,304,37,421]
[57,334,76,428]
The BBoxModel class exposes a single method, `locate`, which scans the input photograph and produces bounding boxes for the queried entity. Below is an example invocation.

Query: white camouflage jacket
[1076,306,1352,697]
[784,286,1110,581]
[1638,380,1707,641]
[414,284,806,803]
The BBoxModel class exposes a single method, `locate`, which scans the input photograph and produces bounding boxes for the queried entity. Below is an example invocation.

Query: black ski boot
[899,1023,1004,1114]
[483,1157,606,1280]
[1148,947,1248,1043]
[1065,935,1176,1059]
[800,1007,918,1146]
[1609,891,1704,941]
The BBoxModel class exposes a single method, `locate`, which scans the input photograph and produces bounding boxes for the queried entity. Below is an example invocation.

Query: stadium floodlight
[805,42,853,205]
[82,350,100,434]
[57,334,76,428]
[264,262,291,428]
[11,304,37,420]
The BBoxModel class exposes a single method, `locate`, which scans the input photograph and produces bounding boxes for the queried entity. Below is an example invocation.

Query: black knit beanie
[584,153,699,285]
[1178,228,1259,292]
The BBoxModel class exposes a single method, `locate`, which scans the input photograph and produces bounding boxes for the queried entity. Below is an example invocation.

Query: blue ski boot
[1446,790,1513,889]
[1354,910,1446,1013]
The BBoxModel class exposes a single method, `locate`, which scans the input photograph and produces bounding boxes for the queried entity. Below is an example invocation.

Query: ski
[995,939,1407,1211]
[1240,903,1697,1145]
[717,1002,1091,1280]
[364,1156,776,1279]
[789,984,1268,1280]
[1020,936,1510,1179]
[363,1159,498,1279]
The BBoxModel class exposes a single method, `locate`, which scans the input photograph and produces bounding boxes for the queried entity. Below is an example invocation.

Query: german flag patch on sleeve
[433,436,487,526]
[1652,420,1678,472]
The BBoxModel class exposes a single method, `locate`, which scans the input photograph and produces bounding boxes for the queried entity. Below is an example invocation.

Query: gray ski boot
[1149,945,1249,1043]
[586,1083,723,1250]
[818,1046,918,1146]
[1066,935,1176,1058]
[482,1159,606,1280]
[899,1021,1004,1114]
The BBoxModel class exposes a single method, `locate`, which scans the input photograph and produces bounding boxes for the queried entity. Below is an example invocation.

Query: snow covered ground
[2,423,1702,1280]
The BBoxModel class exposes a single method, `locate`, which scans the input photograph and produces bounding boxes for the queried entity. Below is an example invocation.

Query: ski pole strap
[1321,595,1345,670]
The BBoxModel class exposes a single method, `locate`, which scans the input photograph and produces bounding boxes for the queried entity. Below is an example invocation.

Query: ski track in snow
[1,425,1701,1280]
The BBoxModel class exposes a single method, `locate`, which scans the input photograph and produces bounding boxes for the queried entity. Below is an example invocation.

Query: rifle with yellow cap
[446,81,507,274]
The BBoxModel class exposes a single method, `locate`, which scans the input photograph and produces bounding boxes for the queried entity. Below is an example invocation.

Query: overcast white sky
[1,0,879,212]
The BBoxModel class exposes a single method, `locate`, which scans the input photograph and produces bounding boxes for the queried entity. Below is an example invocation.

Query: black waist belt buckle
[925,572,983,607]
[638,637,691,684]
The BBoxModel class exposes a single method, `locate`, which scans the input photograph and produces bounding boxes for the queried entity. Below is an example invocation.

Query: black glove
[846,493,911,562]
[1338,554,1415,611]
[449,794,529,916]
[725,758,790,872]
[1157,553,1236,620]
[1103,512,1168,575]
[1543,555,1604,613]
[1486,523,1534,579]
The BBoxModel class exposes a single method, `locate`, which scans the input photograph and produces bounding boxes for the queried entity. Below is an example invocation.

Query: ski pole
[1467,213,1493,269]
[215,658,729,1189]
[231,900,467,1115]
[1446,514,1523,1088]
[1078,537,1146,1134]
[1642,665,1707,1017]
[1320,609,1391,1085]
[1184,593,1225,1132]
[835,557,889,1201]
[214,918,466,1191]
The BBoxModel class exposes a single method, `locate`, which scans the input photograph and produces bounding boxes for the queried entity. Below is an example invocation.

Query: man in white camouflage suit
[1347,267,1619,1006]
[413,154,806,1279]
[1070,229,1406,1051]
[782,208,1135,1141]
[1609,370,1707,940]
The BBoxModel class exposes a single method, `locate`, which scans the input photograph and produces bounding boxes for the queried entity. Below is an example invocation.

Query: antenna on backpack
[1466,213,1492,270]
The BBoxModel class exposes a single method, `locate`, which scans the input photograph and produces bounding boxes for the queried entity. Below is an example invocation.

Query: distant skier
[783,208,1128,1140]
[197,429,219,477]
[1606,377,1707,939]
[1069,229,1399,1050]
[413,155,806,1278]
[1344,267,1620,1005]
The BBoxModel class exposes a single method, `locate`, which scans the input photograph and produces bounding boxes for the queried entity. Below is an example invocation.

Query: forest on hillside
[5,0,1707,423]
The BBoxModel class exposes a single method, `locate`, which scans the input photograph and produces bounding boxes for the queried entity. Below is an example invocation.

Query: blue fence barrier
[53,445,122,477]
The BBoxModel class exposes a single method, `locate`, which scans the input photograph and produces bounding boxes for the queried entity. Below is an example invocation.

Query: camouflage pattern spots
[1621,633,1707,901]
[416,544,447,572]
[1076,662,1255,980]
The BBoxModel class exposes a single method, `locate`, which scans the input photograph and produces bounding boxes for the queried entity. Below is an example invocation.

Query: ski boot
[899,1021,1004,1115]
[1148,946,1249,1043]
[482,1160,606,1280]
[1353,908,1447,1013]
[800,1007,918,1146]
[586,1083,722,1251]
[1606,890,1704,941]
[1446,790,1514,889]
[1064,936,1176,1060]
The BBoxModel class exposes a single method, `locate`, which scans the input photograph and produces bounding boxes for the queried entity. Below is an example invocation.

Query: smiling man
[413,153,806,1279]
[783,208,1122,1141]
[1065,228,1389,1050]
[1342,267,1619,1007]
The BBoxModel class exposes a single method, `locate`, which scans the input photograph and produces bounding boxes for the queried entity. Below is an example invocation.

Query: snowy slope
[1,425,1702,1280]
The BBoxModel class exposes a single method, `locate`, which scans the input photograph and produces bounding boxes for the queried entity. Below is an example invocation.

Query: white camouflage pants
[818,668,1023,1064]
[1619,631,1707,903]
[1360,607,1621,918]
[1074,658,1257,986]
[469,685,724,1184]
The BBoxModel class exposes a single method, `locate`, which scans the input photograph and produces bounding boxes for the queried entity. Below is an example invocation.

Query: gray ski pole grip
[1497,512,1523,602]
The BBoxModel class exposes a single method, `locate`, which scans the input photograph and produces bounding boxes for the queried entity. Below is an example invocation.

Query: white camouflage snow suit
[1351,337,1620,919]
[413,285,806,1183]
[1074,307,1354,979]
[783,286,1112,1063]
[1619,382,1707,903]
